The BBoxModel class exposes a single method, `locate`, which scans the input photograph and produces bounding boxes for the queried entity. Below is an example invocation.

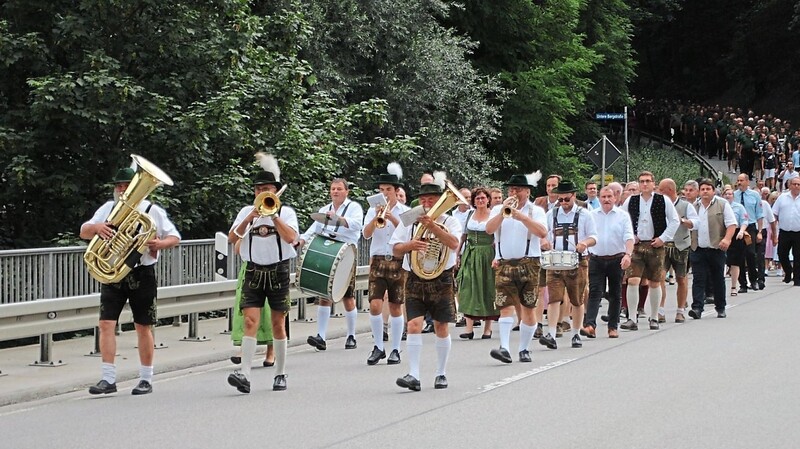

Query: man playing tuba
[389,173,462,391]
[80,163,181,396]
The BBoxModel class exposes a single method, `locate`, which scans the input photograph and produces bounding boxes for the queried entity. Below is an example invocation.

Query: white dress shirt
[363,202,410,256]
[231,205,298,264]
[695,198,737,248]
[622,193,680,241]
[589,206,634,256]
[390,214,463,272]
[545,206,598,255]
[489,201,547,259]
[300,198,364,246]
[772,192,800,231]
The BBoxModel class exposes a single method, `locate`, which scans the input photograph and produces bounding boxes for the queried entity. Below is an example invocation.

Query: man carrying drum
[540,180,597,350]
[363,163,410,365]
[227,153,297,393]
[485,172,548,364]
[297,178,364,352]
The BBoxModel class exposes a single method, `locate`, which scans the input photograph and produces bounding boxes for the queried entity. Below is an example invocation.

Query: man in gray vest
[658,179,699,323]
[689,178,737,318]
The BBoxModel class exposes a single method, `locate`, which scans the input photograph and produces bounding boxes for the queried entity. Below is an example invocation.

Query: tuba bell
[254,184,287,216]
[410,180,468,280]
[84,155,173,284]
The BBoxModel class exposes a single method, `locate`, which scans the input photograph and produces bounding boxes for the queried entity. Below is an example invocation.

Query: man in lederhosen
[363,163,410,365]
[485,172,547,363]
[540,180,597,349]
[227,153,297,393]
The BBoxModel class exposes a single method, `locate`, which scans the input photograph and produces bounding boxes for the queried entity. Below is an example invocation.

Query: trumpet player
[389,175,462,391]
[485,172,547,364]
[226,153,297,393]
[298,177,363,352]
[80,164,180,396]
[363,163,409,365]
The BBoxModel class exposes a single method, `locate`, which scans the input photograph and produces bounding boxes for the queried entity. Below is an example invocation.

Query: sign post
[586,135,622,189]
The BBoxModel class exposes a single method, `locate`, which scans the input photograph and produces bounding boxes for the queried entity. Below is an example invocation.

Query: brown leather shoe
[580,325,596,338]
[675,312,685,323]
[608,328,619,338]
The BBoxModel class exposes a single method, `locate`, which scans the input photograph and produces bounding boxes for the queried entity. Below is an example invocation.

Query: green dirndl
[456,230,500,319]
[231,263,273,346]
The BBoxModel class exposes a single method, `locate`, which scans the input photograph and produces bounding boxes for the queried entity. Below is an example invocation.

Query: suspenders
[497,204,534,259]
[552,206,580,251]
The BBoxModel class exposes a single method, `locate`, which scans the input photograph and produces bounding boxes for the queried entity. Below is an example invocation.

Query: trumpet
[375,201,391,228]
[502,197,518,218]
[254,184,287,216]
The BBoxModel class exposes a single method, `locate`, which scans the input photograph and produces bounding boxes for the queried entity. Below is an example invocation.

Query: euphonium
[410,180,468,280]
[502,197,519,218]
[84,155,174,284]
[254,185,287,216]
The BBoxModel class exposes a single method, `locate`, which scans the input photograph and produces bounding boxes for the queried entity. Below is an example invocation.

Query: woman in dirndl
[456,187,500,339]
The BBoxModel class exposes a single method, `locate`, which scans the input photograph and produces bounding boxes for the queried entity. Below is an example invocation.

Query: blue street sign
[595,112,625,120]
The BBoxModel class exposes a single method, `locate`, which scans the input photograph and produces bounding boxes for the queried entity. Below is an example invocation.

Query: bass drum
[297,234,356,302]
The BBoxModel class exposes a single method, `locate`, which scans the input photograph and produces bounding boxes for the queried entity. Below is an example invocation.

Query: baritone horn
[83,154,173,284]
[502,197,519,218]
[254,184,287,216]
[410,180,468,280]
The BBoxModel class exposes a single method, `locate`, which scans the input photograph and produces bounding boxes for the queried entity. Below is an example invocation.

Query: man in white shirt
[772,177,800,286]
[298,178,364,352]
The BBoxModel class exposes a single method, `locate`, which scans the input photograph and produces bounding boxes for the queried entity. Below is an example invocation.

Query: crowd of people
[78,146,800,396]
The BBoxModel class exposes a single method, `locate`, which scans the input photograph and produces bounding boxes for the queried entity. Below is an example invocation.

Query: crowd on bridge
[78,147,800,396]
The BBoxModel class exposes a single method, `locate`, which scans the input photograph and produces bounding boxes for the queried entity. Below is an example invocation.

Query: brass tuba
[254,184,287,216]
[84,155,174,284]
[410,180,468,280]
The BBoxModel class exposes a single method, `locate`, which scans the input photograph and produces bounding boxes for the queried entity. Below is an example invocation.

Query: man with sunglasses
[540,180,597,349]
[621,171,680,331]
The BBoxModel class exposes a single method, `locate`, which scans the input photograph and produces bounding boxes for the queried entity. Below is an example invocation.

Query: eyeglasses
[557,197,572,203]
[638,179,653,184]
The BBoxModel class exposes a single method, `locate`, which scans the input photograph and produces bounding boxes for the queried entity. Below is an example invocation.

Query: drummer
[362,163,410,365]
[297,178,364,351]
[540,180,597,350]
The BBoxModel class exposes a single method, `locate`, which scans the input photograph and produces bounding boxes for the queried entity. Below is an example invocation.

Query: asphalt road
[1,277,797,449]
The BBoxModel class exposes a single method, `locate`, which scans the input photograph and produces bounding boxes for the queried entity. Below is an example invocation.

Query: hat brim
[552,188,577,194]
[502,182,533,189]
[373,181,404,188]
[254,180,283,190]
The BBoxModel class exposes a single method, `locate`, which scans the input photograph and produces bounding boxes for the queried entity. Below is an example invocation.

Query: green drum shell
[297,235,356,301]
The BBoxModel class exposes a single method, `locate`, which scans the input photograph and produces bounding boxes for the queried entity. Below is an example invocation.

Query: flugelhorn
[254,184,287,216]
[502,197,518,218]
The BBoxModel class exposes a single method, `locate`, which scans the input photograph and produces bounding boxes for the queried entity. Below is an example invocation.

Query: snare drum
[540,250,579,271]
[297,234,357,302]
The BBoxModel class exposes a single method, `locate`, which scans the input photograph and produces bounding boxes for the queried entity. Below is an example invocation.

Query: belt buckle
[384,255,393,261]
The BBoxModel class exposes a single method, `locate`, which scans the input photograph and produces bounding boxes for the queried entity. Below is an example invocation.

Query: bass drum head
[329,244,356,302]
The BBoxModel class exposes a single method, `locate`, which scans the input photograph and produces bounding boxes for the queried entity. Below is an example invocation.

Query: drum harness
[552,205,581,253]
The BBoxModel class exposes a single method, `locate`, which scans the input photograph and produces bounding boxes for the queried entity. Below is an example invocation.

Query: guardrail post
[181,312,209,342]
[30,333,65,367]
[87,326,101,356]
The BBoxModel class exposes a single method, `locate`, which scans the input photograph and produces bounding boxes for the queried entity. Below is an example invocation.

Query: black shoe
[263,360,274,367]
[367,346,386,365]
[455,317,467,327]
[571,335,582,348]
[481,331,492,339]
[519,350,532,363]
[131,380,152,395]
[401,331,407,341]
[89,379,117,395]
[459,331,474,340]
[382,331,388,342]
[688,309,702,320]
[345,335,357,349]
[422,323,434,334]
[783,275,793,284]
[600,315,610,323]
[387,349,401,365]
[307,334,326,351]
[738,287,747,294]
[717,310,727,318]
[512,325,520,331]
[649,319,660,330]
[227,371,250,394]
[539,334,557,350]
[396,374,421,391]
[758,282,765,290]
[750,284,759,291]
[620,319,638,330]
[272,374,287,391]
[230,356,241,365]
[474,320,482,327]
[533,323,543,339]
[490,347,512,363]
[434,375,448,389]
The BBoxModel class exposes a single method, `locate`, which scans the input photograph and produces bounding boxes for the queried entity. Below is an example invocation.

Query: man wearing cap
[390,177,462,391]
[363,165,410,365]
[540,180,597,349]
[485,172,547,363]
[80,164,181,396]
[689,178,737,319]
[298,178,364,353]
[226,153,297,393]
[620,171,679,331]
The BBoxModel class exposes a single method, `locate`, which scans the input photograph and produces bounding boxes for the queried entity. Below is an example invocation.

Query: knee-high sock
[649,287,661,321]
[626,285,639,320]
[241,336,257,377]
[370,314,384,351]
[345,309,357,337]
[274,338,287,376]
[498,316,514,350]
[435,335,451,376]
[390,315,404,352]
[102,362,116,384]
[518,323,535,353]
[139,365,153,382]
[406,334,422,379]
[316,305,331,340]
